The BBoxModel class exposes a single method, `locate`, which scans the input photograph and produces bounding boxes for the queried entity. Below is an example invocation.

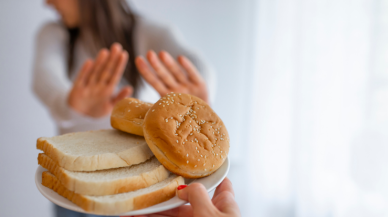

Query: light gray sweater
[32,18,216,135]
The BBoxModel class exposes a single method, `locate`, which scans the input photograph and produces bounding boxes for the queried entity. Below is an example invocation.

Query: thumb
[177,183,218,216]
[111,86,133,105]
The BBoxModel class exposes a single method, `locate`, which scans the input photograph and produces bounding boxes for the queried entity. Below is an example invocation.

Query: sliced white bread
[37,129,154,171]
[38,153,170,196]
[42,172,184,215]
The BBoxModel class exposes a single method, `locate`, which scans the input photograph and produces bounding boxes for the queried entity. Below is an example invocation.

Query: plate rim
[35,157,230,216]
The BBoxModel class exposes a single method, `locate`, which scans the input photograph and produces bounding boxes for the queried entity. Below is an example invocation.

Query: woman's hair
[68,0,141,96]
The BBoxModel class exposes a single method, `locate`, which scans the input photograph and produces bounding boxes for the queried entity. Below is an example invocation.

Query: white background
[3,1,387,217]
[0,0,253,216]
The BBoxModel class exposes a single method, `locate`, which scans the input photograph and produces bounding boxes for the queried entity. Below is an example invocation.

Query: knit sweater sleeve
[32,22,93,129]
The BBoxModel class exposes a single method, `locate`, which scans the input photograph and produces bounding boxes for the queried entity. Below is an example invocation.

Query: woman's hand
[68,43,133,118]
[135,50,209,103]
[128,178,241,217]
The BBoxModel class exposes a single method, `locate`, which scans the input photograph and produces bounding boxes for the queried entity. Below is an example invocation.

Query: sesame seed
[128,110,131,112]
[213,165,215,167]
[198,159,200,161]
[195,165,197,167]
[171,117,173,119]
[187,161,189,164]
[159,103,161,105]
[183,142,185,144]
[179,93,181,95]
[152,109,155,112]
[163,105,165,107]
[187,154,189,157]
[203,163,205,166]
[205,169,207,171]
[176,140,178,143]
[221,151,223,153]
[165,119,168,122]
[195,147,197,150]
[201,155,203,157]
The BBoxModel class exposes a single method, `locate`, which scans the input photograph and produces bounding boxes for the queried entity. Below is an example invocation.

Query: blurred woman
[33,0,215,136]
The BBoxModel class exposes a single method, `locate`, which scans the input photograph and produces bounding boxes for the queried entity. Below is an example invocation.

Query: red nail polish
[177,185,188,190]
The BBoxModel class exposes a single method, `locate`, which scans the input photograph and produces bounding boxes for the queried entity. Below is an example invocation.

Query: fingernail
[177,185,188,190]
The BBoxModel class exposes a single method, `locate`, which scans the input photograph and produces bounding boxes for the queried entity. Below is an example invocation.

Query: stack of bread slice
[37,129,184,215]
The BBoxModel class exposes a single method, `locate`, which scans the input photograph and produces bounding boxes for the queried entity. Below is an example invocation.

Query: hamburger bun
[143,93,229,178]
[111,98,153,136]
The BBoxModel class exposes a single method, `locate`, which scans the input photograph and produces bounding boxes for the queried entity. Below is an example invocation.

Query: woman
[32,0,235,216]
[33,0,215,136]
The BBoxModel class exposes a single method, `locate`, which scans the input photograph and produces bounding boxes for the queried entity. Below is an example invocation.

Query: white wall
[0,0,253,216]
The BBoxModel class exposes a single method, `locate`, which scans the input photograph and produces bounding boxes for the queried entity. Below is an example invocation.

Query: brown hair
[67,0,141,96]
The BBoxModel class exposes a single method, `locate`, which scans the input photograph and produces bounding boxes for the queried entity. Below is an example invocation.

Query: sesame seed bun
[143,93,230,178]
[111,98,153,136]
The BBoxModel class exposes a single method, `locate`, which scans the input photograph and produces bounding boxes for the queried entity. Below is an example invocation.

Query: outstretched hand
[135,50,209,103]
[127,178,241,217]
[68,43,133,118]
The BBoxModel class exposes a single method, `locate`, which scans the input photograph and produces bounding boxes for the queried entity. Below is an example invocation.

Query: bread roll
[143,93,230,178]
[111,98,153,136]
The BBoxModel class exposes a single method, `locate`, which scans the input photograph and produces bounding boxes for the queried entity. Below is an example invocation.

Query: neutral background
[0,0,253,216]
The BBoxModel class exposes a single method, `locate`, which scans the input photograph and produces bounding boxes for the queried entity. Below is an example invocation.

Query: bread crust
[143,93,230,178]
[38,153,170,196]
[111,98,153,136]
[41,172,184,215]
[36,130,154,171]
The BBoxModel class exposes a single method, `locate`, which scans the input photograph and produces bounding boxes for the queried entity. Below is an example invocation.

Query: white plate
[35,157,229,216]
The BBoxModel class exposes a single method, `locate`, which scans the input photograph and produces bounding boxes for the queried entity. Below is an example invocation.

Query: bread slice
[38,153,170,196]
[42,172,184,215]
[37,129,154,171]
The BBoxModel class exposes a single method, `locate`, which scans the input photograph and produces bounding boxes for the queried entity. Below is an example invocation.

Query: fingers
[177,56,204,85]
[213,177,235,199]
[99,43,123,83]
[177,183,218,216]
[111,86,133,105]
[159,51,188,84]
[135,56,169,96]
[147,50,178,88]
[108,51,128,86]
[87,48,109,84]
[74,59,94,87]
[211,178,241,216]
